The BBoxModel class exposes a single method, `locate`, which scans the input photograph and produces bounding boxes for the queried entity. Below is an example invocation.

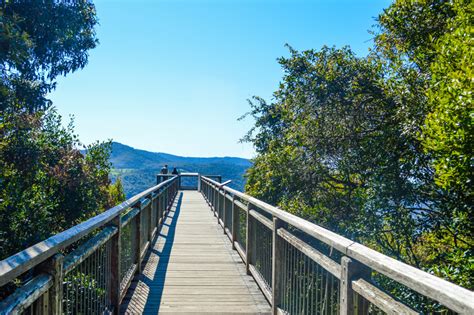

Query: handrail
[0,175,179,314]
[200,175,474,314]
[0,176,178,287]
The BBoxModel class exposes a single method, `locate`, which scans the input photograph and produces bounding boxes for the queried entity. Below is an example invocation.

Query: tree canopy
[0,1,97,113]
[0,0,124,264]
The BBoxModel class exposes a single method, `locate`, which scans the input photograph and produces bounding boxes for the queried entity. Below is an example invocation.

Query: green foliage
[0,1,97,113]
[108,177,126,206]
[0,1,125,262]
[422,1,473,191]
[0,109,124,259]
[243,0,473,297]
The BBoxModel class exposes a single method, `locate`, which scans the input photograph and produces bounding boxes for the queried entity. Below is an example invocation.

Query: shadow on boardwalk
[120,192,182,314]
[120,191,270,314]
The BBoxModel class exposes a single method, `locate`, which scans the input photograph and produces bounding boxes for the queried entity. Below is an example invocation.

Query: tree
[242,0,473,295]
[0,0,97,113]
[0,1,125,263]
[375,0,473,288]
[243,46,428,265]
[0,111,125,259]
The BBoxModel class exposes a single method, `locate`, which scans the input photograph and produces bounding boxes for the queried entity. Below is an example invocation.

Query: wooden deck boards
[120,191,271,314]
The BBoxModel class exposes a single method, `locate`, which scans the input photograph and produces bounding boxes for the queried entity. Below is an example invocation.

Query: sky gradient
[50,0,391,158]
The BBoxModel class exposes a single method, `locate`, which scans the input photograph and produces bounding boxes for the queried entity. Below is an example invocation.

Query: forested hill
[109,142,251,197]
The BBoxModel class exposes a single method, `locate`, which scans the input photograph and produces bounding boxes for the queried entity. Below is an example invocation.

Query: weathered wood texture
[201,176,474,315]
[120,191,271,314]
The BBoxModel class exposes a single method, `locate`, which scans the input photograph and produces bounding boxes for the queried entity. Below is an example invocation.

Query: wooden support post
[231,196,238,250]
[216,189,220,222]
[157,193,162,227]
[147,196,153,242]
[245,204,253,275]
[110,216,121,314]
[222,190,227,233]
[38,254,64,315]
[272,217,285,314]
[153,194,159,229]
[134,202,142,274]
[340,256,370,315]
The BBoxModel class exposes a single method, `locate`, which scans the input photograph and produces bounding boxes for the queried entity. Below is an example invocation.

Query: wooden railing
[200,176,474,315]
[0,176,179,314]
[1,173,473,314]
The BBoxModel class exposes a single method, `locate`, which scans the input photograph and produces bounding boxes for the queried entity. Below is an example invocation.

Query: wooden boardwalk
[120,191,271,314]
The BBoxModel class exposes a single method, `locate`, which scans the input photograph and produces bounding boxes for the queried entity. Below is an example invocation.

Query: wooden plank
[347,243,474,314]
[0,273,52,314]
[63,226,117,274]
[234,199,248,213]
[120,207,139,228]
[249,210,273,230]
[352,279,418,314]
[249,264,272,303]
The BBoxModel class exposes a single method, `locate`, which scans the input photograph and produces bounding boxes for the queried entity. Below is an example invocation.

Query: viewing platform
[0,174,473,314]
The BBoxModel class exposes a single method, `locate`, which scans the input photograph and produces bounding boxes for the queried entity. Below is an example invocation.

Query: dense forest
[242,0,472,291]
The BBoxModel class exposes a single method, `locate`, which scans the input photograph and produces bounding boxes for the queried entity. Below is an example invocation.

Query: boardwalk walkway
[120,191,271,314]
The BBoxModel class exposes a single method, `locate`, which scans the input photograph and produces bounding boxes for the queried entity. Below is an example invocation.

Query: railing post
[222,190,227,233]
[272,217,285,314]
[216,188,220,221]
[231,195,238,250]
[110,215,121,314]
[245,204,253,275]
[340,256,370,315]
[147,196,153,241]
[153,193,159,229]
[198,174,201,192]
[134,201,142,274]
[38,253,64,314]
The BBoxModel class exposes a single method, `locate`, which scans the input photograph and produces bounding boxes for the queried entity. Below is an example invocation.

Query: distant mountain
[110,142,251,169]
[109,142,252,197]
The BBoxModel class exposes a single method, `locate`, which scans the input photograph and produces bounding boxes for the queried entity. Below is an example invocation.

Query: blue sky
[50,0,391,158]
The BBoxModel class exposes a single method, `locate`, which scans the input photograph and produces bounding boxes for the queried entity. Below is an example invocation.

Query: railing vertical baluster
[272,217,285,314]
[110,216,121,314]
